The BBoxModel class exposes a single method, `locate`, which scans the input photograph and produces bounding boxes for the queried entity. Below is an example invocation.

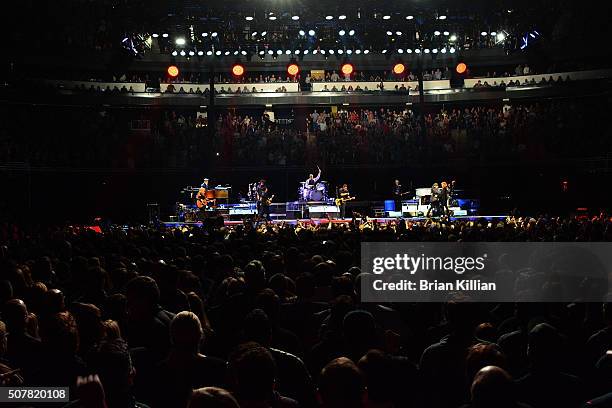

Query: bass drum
[309,190,324,201]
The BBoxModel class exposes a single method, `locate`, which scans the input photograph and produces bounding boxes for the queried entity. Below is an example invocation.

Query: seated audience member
[516,323,585,408]
[228,342,298,408]
[318,357,366,408]
[151,311,227,408]
[466,366,530,408]
[586,303,612,367]
[188,387,240,408]
[125,276,174,361]
[242,309,317,407]
[2,299,43,381]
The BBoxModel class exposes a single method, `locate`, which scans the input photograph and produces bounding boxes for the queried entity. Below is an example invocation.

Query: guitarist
[196,178,213,210]
[257,185,273,221]
[336,183,353,219]
[392,179,405,213]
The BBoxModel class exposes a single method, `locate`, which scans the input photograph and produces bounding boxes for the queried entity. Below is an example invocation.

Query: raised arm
[314,166,322,182]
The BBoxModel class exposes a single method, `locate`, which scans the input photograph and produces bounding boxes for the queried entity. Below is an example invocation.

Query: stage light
[269,16,277,21]
[212,32,218,37]
[232,63,245,77]
[252,32,258,37]
[414,49,421,53]
[397,48,404,54]
[207,50,213,56]
[224,51,230,55]
[481,31,487,36]
[162,33,169,38]
[387,31,393,36]
[450,47,456,53]
[245,16,253,21]
[326,15,333,20]
[348,30,355,36]
[180,50,186,56]
[392,62,406,75]
[424,48,430,53]
[406,49,413,53]
[287,63,300,76]
[202,33,209,37]
[267,50,273,55]
[383,15,391,20]
[152,33,159,38]
[292,15,300,20]
[215,50,222,55]
[171,50,178,56]
[313,49,318,54]
[189,50,195,56]
[355,49,361,54]
[450,34,457,41]
[241,50,247,55]
[396,31,402,36]
[167,65,179,77]
[175,38,186,45]
[308,30,315,36]
[277,50,283,55]
[285,50,291,55]
[441,47,447,53]
[439,15,447,20]
[320,50,326,54]
[338,49,344,54]
[261,31,267,36]
[299,30,305,36]
[434,30,441,36]
[341,63,354,76]
[406,15,414,20]
[444,31,450,36]
[233,50,239,55]
[294,49,300,54]
[496,32,506,41]
[339,15,346,20]
[432,48,438,53]
[381,49,387,54]
[339,30,346,36]
[456,62,467,74]
[303,49,309,54]
[364,50,370,54]
[259,50,265,55]
[329,49,335,54]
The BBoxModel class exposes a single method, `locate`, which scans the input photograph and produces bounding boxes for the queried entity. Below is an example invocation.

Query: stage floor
[161,215,507,228]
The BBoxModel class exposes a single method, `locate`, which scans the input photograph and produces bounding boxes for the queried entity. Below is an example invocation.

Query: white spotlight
[308,29,315,36]
[206,50,213,55]
[269,16,276,20]
[152,33,159,38]
[398,48,404,53]
[490,31,497,36]
[406,15,414,20]
[299,30,305,36]
[450,34,457,41]
[441,48,447,53]
[252,32,257,37]
[349,30,355,36]
[355,49,361,54]
[386,31,393,36]
[381,49,387,54]
[364,50,369,54]
[450,47,456,53]
[434,31,441,36]
[432,48,438,53]
[326,15,333,20]
[320,50,325,54]
[245,16,253,21]
[211,32,218,37]
[338,49,343,54]
[339,30,346,36]
[292,15,300,20]
[180,50,186,56]
[259,50,265,55]
[215,50,221,55]
[415,49,421,53]
[407,49,413,53]
[175,38,186,45]
[241,50,247,55]
[396,31,402,36]
[189,50,195,56]
[329,49,334,54]
[202,32,208,37]
[303,49,309,54]
[424,48,430,53]
[277,50,283,55]
[496,32,506,41]
[339,15,346,20]
[295,50,300,54]
[481,31,487,36]
[171,50,178,56]
[443,31,450,36]
[285,50,291,55]
[234,50,239,55]
[224,51,230,55]
[261,31,267,36]
[162,33,169,38]
[383,15,391,20]
[439,15,447,20]
[346,49,352,55]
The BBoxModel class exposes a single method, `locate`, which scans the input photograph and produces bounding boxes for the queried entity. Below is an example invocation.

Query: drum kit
[298,181,329,202]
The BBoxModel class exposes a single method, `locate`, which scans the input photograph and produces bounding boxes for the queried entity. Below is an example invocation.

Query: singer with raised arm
[305,165,322,191]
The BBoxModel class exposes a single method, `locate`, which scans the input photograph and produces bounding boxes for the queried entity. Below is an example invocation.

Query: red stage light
[167,65,179,78]
[341,63,354,76]
[287,63,300,76]
[232,63,245,77]
[456,62,467,74]
[392,63,406,75]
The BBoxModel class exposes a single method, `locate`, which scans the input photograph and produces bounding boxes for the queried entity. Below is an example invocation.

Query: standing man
[336,183,353,219]
[427,183,440,217]
[392,179,404,214]
[303,165,322,200]
[257,185,273,222]
[439,181,450,216]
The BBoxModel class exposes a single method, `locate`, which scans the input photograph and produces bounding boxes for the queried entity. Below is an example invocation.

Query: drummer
[305,165,322,191]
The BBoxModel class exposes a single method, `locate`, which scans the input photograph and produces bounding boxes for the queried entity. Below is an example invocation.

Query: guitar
[263,194,275,206]
[195,188,215,208]
[335,196,355,206]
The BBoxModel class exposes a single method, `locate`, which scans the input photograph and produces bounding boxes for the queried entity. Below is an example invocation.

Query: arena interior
[1,0,612,407]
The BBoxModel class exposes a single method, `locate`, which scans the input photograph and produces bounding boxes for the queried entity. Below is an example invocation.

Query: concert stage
[161,215,506,228]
